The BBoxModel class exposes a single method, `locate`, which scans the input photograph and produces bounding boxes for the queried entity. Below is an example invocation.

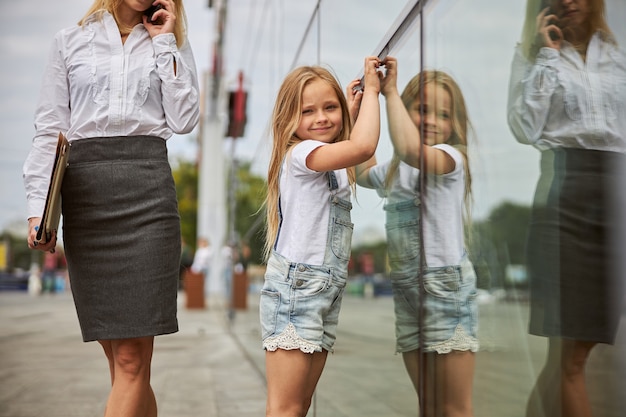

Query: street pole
[197,0,228,298]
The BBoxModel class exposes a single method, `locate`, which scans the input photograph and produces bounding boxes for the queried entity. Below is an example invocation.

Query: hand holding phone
[144,4,164,24]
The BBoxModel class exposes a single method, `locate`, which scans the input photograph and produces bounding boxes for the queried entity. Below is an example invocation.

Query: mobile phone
[143,4,164,23]
[541,1,562,42]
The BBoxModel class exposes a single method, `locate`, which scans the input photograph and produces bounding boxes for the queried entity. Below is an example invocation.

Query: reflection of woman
[507,1,626,416]
[357,58,478,417]
[23,0,199,415]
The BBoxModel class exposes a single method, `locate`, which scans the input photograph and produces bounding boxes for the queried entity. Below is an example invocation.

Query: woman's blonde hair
[262,66,354,261]
[79,0,188,47]
[384,70,473,217]
[520,0,615,60]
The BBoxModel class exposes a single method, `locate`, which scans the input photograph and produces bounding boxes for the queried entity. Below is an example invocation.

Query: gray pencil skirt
[61,136,180,342]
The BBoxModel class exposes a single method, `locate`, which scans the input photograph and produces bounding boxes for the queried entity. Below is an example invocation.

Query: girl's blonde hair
[79,0,188,48]
[520,0,615,60]
[384,70,473,216]
[263,66,354,261]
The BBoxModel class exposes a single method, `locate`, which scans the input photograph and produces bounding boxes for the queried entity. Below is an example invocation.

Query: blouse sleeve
[152,33,200,134]
[23,33,71,219]
[507,45,560,145]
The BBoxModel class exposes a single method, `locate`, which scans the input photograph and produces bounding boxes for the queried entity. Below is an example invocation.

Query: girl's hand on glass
[380,56,398,97]
[346,79,364,123]
[362,56,382,95]
[536,7,563,50]
[143,0,176,38]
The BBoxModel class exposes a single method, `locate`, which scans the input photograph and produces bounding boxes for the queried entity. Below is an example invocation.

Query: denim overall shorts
[260,171,353,353]
[385,196,479,354]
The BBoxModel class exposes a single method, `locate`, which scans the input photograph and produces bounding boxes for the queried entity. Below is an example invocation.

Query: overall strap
[326,170,339,193]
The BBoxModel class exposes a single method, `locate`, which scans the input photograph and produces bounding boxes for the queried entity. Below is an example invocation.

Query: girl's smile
[295,79,343,143]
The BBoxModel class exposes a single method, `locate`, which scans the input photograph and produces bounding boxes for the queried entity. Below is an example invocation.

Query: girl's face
[295,79,343,144]
[408,83,453,146]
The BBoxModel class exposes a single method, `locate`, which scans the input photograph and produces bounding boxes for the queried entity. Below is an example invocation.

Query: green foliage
[232,161,266,265]
[172,159,199,252]
[172,157,266,263]
[468,201,531,289]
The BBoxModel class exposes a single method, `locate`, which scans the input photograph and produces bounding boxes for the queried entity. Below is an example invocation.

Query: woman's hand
[536,7,563,50]
[143,0,176,38]
[27,217,57,253]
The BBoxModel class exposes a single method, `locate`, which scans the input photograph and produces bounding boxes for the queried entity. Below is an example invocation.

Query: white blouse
[507,32,626,152]
[23,11,200,219]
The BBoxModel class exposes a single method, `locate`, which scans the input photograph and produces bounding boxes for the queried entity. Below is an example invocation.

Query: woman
[23,1,199,416]
[507,1,626,416]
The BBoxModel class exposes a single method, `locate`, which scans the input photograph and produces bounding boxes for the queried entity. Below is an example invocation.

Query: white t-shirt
[368,144,466,267]
[274,140,351,265]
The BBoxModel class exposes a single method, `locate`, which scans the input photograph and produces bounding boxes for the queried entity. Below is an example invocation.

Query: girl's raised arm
[307,57,382,172]
[383,57,454,175]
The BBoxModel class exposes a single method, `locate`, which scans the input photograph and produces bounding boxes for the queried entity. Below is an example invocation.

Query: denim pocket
[330,217,354,261]
[423,267,460,299]
[259,286,280,339]
[386,218,420,263]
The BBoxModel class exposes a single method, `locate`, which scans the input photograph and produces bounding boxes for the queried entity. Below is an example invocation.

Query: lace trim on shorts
[429,324,479,354]
[263,323,321,353]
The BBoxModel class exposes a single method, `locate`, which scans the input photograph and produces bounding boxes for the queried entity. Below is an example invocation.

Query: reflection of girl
[23,0,199,415]
[357,58,478,417]
[507,1,626,416]
[261,57,381,416]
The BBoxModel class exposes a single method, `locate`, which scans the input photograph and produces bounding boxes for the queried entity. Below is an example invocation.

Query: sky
[2,0,626,246]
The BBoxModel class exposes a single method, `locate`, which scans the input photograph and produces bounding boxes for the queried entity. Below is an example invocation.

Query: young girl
[260,57,382,417]
[356,58,479,417]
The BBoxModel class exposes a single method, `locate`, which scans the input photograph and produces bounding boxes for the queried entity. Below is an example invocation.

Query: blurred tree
[468,201,531,289]
[232,161,266,265]
[172,158,266,264]
[172,159,199,253]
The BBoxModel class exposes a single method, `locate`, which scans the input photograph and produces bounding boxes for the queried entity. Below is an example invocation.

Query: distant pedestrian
[23,1,199,416]
[260,57,382,416]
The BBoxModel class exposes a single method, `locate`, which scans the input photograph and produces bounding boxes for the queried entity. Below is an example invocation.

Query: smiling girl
[356,58,478,417]
[261,57,382,417]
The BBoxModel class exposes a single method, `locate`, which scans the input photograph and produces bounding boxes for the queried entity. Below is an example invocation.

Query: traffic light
[226,71,247,138]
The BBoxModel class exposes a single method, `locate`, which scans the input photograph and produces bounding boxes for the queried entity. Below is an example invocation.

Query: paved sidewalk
[1,290,624,417]
[0,291,266,417]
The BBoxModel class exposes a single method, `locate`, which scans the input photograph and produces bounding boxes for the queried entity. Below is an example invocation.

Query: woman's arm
[355,155,377,188]
[24,34,71,220]
[506,46,559,145]
[154,35,200,134]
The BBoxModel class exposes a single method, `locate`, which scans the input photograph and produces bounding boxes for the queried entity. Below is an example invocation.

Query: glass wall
[237,1,626,416]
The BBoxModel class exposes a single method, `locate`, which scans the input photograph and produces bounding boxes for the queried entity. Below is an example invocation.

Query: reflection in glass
[357,60,478,416]
[507,0,626,416]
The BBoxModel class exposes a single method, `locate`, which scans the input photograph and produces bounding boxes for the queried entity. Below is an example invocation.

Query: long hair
[520,0,615,60]
[78,0,188,48]
[262,66,354,261]
[384,70,473,218]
